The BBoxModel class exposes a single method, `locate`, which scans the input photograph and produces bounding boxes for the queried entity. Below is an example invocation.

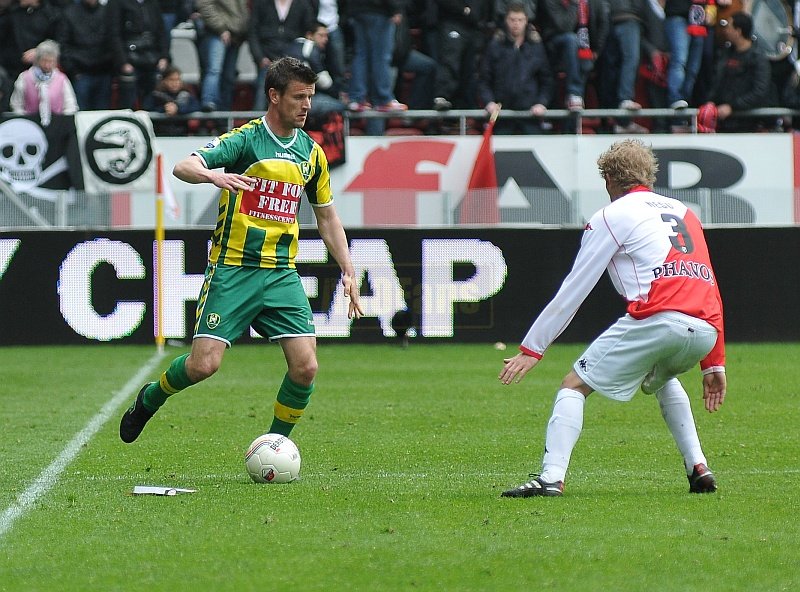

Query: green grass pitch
[0,343,798,591]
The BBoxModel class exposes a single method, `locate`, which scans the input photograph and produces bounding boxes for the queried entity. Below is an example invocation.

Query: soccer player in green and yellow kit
[120,57,363,444]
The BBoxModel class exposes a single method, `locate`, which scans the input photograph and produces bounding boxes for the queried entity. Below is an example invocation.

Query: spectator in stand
[57,0,115,110]
[780,69,800,110]
[158,0,193,51]
[393,0,437,109]
[408,0,440,61]
[0,65,11,112]
[701,12,772,132]
[432,0,488,111]
[0,0,11,110]
[535,0,609,112]
[346,0,408,112]
[286,21,346,114]
[638,0,671,132]
[249,0,316,111]
[195,0,249,112]
[143,64,201,134]
[315,0,346,85]
[478,2,554,134]
[688,0,724,105]
[664,0,710,110]
[159,0,178,44]
[596,0,656,112]
[10,39,78,125]
[107,0,169,109]
[0,0,61,85]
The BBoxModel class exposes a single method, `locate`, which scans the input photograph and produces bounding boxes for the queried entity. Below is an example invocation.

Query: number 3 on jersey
[661,213,694,254]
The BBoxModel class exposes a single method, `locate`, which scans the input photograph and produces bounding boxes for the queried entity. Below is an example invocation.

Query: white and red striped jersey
[520,187,725,372]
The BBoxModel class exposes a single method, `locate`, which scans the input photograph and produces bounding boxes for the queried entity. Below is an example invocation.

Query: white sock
[656,378,707,474]
[540,388,585,483]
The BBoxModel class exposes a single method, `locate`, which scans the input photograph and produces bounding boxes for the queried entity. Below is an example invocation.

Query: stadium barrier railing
[147,107,800,136]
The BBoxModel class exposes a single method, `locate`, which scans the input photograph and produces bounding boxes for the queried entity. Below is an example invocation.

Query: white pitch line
[0,349,167,542]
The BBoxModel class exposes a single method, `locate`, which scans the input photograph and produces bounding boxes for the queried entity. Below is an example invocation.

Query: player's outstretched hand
[212,171,256,193]
[341,272,364,319]
[499,352,540,385]
[702,371,726,412]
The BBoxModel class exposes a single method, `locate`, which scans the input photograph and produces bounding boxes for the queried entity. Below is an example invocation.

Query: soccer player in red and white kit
[499,139,726,497]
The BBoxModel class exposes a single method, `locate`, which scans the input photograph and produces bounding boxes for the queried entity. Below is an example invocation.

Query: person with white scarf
[10,39,78,126]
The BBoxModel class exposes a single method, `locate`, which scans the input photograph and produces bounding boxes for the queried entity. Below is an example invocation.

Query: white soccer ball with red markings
[245,433,301,484]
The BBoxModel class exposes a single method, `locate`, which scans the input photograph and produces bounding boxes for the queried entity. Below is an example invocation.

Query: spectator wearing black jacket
[706,12,772,131]
[107,0,169,109]
[57,0,115,110]
[432,0,490,110]
[477,2,554,133]
[0,0,61,84]
[535,0,609,111]
[249,0,315,110]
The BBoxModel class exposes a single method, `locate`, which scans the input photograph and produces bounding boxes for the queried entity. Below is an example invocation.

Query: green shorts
[194,264,315,346]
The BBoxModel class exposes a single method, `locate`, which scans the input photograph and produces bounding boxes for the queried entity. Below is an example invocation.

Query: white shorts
[573,311,718,401]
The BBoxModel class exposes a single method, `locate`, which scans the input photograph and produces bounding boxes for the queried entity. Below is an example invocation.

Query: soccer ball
[245,433,301,484]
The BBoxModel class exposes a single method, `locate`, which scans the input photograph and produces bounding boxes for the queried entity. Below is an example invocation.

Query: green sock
[269,374,313,437]
[142,353,194,412]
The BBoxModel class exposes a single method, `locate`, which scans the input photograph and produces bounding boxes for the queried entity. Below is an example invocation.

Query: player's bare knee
[289,359,318,386]
[561,370,592,396]
[186,355,221,382]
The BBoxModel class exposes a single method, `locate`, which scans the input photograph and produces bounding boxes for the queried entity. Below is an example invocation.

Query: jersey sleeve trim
[519,345,543,359]
[191,151,210,169]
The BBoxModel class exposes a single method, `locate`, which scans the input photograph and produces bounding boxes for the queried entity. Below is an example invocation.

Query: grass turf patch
[0,343,798,591]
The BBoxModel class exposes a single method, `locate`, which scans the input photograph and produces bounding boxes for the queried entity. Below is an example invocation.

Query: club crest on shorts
[206,312,221,329]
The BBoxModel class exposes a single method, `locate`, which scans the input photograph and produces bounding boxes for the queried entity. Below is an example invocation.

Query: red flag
[460,115,499,224]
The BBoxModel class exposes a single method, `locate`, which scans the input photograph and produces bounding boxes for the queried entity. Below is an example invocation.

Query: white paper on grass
[132,485,197,496]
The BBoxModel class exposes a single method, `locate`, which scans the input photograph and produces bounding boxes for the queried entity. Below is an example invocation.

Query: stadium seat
[236,42,258,84]
[231,42,258,110]
[170,27,201,87]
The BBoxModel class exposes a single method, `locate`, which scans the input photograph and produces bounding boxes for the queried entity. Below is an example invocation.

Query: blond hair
[597,139,658,191]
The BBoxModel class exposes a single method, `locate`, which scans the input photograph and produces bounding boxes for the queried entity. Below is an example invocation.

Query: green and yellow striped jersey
[194,117,333,268]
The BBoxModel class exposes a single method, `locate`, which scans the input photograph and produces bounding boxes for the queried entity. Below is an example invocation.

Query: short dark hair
[505,1,528,16]
[157,65,182,90]
[264,57,318,97]
[161,65,182,79]
[309,20,327,34]
[731,12,753,38]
